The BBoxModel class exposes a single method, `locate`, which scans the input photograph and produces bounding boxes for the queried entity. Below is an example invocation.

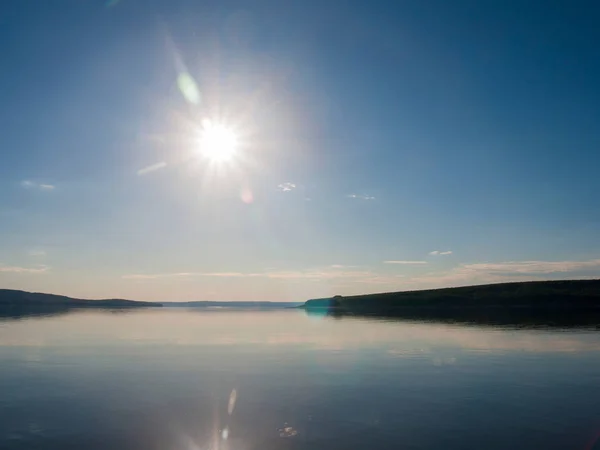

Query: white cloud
[383,260,427,265]
[0,265,49,274]
[21,180,55,191]
[28,250,46,257]
[121,258,600,296]
[122,272,193,280]
[396,258,600,291]
[261,269,406,284]
[347,194,375,200]
[137,161,167,176]
[277,182,296,192]
[462,259,600,274]
[200,272,261,278]
[123,272,262,280]
[208,270,375,280]
[429,250,452,256]
[123,267,386,282]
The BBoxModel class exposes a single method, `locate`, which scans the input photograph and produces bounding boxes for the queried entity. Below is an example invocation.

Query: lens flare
[177,72,201,105]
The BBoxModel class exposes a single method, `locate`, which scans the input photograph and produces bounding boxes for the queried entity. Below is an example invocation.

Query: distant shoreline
[0,289,302,310]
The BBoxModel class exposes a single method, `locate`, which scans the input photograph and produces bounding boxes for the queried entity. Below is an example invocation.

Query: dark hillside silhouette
[0,289,161,308]
[303,280,600,316]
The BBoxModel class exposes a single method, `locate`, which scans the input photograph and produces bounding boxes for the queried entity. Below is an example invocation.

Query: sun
[198,119,238,163]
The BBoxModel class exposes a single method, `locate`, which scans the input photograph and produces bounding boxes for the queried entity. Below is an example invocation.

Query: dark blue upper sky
[1,0,600,301]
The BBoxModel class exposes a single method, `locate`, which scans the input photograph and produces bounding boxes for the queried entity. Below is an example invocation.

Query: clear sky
[1,0,600,302]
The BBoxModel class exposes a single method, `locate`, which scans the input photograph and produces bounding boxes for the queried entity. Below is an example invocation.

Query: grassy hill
[303,280,600,314]
[0,289,161,308]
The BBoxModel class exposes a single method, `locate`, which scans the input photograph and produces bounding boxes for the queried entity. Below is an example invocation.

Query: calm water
[1,308,600,450]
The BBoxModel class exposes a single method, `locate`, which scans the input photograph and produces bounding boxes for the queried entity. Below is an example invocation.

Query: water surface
[1,308,600,449]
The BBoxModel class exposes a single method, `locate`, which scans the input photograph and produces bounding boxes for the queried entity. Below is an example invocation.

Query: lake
[1,308,600,449]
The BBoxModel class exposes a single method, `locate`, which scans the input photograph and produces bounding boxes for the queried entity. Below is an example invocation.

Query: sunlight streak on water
[278,424,298,438]
[228,389,237,415]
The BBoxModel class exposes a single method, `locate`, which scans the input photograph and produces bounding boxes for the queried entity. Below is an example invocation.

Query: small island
[302,280,600,317]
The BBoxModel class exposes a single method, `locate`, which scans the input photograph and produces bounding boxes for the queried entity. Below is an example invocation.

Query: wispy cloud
[0,265,49,274]
[123,268,381,282]
[121,258,600,296]
[200,270,376,280]
[429,250,453,256]
[122,272,259,280]
[347,194,375,200]
[28,250,46,257]
[277,182,296,192]
[383,260,427,265]
[265,270,372,280]
[200,272,261,278]
[122,272,193,280]
[462,259,600,274]
[21,180,55,191]
[137,161,167,176]
[397,258,600,291]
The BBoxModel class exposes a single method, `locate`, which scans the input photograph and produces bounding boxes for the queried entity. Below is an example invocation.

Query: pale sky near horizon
[2,1,600,302]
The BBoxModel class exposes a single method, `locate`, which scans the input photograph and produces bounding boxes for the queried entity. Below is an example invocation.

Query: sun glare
[199,120,238,163]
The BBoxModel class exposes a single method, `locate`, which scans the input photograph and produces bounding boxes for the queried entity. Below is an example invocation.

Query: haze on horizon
[1,1,600,302]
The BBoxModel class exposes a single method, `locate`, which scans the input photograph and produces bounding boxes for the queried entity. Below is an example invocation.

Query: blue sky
[1,0,600,301]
